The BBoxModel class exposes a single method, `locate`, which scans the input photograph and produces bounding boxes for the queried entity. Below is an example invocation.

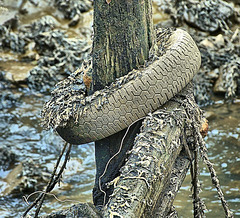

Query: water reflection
[0,93,239,217]
[174,102,240,217]
[0,93,96,217]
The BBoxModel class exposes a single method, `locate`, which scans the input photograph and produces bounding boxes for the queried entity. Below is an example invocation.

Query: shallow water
[0,94,96,217]
[175,100,240,217]
[0,92,239,217]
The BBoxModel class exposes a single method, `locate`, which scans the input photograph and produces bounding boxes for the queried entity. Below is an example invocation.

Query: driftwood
[102,83,202,217]
[46,83,204,217]
[46,153,190,218]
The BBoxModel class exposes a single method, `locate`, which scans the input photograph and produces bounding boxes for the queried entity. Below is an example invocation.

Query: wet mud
[0,0,239,217]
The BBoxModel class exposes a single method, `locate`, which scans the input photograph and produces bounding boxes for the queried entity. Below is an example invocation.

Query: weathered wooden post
[92,0,154,207]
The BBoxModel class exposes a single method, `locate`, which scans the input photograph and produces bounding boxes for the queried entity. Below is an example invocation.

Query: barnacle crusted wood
[102,84,204,217]
[41,28,201,144]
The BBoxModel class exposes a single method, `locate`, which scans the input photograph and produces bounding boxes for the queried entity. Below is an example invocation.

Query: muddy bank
[0,0,239,217]
[0,0,92,93]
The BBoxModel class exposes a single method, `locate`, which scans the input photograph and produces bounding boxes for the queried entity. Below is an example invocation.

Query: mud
[0,0,92,94]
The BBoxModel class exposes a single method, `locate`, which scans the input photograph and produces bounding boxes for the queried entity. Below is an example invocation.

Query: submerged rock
[1,159,50,196]
[0,146,16,171]
[0,90,22,110]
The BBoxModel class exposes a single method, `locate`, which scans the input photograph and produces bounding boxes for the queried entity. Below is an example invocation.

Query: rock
[200,39,215,49]
[0,91,22,110]
[69,14,82,27]
[4,64,31,83]
[1,163,24,196]
[1,159,50,196]
[19,0,53,15]
[204,111,216,121]
[207,69,219,80]
[22,41,40,61]
[27,66,59,93]
[196,29,240,104]
[16,15,61,42]
[230,160,240,175]
[0,146,16,170]
[213,62,239,98]
[54,0,92,19]
[155,19,174,29]
[215,34,225,48]
[0,71,11,90]
[0,7,18,29]
[231,28,240,43]
[183,0,235,32]
[213,68,227,94]
[157,0,239,32]
[0,2,92,93]
[0,26,26,53]
[193,72,213,106]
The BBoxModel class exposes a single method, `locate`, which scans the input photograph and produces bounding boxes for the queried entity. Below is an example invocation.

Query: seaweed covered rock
[27,66,59,93]
[54,0,92,19]
[20,16,60,40]
[194,29,240,105]
[156,0,240,105]
[0,12,91,93]
[157,0,239,32]
[0,25,26,53]
[0,146,16,171]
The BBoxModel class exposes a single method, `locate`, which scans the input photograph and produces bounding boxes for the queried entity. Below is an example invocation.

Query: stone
[1,159,50,196]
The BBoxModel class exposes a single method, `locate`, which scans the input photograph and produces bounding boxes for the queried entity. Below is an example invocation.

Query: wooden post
[92,0,154,206]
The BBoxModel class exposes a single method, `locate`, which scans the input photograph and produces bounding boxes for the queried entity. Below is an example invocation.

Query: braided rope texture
[57,29,201,144]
